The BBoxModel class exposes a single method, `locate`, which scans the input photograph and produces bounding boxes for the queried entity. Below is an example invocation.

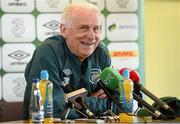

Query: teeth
[82,42,93,46]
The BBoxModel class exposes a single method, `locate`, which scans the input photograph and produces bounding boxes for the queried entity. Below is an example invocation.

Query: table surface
[1,116,180,124]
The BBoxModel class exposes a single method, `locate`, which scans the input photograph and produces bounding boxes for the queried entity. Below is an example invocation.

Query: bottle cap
[122,68,130,79]
[40,70,49,80]
[32,78,39,84]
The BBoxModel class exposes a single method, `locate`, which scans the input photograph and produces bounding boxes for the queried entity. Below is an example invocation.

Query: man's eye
[79,26,88,31]
[94,27,100,33]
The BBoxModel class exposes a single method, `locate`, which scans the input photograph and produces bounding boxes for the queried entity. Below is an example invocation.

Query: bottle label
[32,111,44,122]
[119,79,133,112]
[44,82,53,118]
[30,79,44,122]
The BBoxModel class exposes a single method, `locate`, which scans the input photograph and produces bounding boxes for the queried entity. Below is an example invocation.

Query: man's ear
[60,24,66,38]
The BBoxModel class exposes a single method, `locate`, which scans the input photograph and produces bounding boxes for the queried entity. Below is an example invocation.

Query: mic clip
[66,88,87,109]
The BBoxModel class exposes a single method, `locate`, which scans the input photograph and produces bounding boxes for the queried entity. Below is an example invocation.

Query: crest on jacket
[89,68,101,84]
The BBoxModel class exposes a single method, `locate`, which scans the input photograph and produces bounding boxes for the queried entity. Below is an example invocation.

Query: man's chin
[80,54,92,61]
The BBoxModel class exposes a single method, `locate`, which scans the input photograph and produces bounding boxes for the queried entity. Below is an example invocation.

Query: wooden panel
[0,102,23,122]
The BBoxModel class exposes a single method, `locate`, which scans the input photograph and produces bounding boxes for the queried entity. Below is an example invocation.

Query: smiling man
[23,3,120,120]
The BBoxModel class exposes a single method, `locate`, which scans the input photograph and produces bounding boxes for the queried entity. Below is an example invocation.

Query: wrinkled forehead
[62,3,101,25]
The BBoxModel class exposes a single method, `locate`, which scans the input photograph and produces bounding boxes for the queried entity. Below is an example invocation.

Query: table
[1,117,180,124]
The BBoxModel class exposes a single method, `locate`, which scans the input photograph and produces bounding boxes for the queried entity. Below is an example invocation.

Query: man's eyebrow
[78,24,101,27]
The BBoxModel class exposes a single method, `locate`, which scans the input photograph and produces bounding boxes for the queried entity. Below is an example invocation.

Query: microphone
[61,79,95,119]
[120,68,176,120]
[93,67,123,110]
[94,67,167,120]
[66,88,95,118]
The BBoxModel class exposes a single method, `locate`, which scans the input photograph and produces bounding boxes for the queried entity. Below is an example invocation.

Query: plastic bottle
[29,79,35,123]
[30,78,44,123]
[119,68,134,122]
[39,70,54,123]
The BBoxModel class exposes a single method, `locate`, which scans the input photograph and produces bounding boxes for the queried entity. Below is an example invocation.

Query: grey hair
[61,3,101,26]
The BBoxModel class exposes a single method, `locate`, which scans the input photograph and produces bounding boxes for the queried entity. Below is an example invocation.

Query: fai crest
[89,68,101,84]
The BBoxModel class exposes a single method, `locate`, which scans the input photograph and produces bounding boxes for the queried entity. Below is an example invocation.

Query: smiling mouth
[81,42,94,46]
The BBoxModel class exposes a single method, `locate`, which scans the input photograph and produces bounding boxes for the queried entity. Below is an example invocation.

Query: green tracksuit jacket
[23,35,120,119]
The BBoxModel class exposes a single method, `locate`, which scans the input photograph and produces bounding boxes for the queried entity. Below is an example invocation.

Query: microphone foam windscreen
[130,70,140,83]
[100,67,123,90]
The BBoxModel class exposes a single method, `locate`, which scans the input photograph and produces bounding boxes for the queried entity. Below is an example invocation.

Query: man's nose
[87,28,96,41]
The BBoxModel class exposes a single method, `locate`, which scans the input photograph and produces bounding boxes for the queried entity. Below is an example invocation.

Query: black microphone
[96,79,122,110]
[61,79,95,119]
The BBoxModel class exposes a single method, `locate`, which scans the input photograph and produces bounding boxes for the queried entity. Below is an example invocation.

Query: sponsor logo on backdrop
[119,24,137,30]
[71,0,104,11]
[107,14,138,41]
[36,0,70,12]
[89,68,101,84]
[3,73,25,102]
[108,23,117,32]
[86,0,97,5]
[106,0,137,12]
[110,50,137,58]
[108,42,139,70]
[11,18,25,38]
[7,50,29,65]
[37,14,61,41]
[46,0,60,8]
[43,20,60,35]
[2,43,35,72]
[2,14,35,42]
[1,0,34,12]
[8,0,27,6]
[13,77,25,97]
[8,50,30,65]
[116,0,129,8]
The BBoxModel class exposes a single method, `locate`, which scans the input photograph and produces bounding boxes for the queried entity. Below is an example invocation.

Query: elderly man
[23,3,120,119]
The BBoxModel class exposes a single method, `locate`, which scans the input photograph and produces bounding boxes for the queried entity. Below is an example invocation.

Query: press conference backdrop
[0,0,144,102]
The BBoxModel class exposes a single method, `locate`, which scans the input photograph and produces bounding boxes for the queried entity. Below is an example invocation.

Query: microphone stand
[61,102,89,120]
[103,98,120,122]
[133,92,167,120]
[133,82,176,120]
[61,102,72,120]
[107,97,112,110]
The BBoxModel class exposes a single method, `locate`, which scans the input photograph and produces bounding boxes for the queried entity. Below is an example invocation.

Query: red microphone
[119,68,140,83]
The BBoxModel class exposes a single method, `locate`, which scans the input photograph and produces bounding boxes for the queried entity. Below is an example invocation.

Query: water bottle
[39,70,54,123]
[29,79,35,123]
[119,68,134,122]
[30,78,44,123]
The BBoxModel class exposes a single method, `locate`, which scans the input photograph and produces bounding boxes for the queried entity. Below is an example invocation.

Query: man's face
[61,10,101,61]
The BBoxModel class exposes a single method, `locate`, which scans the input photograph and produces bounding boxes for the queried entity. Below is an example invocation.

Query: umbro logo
[63,69,72,76]
[8,50,30,61]
[43,20,60,30]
